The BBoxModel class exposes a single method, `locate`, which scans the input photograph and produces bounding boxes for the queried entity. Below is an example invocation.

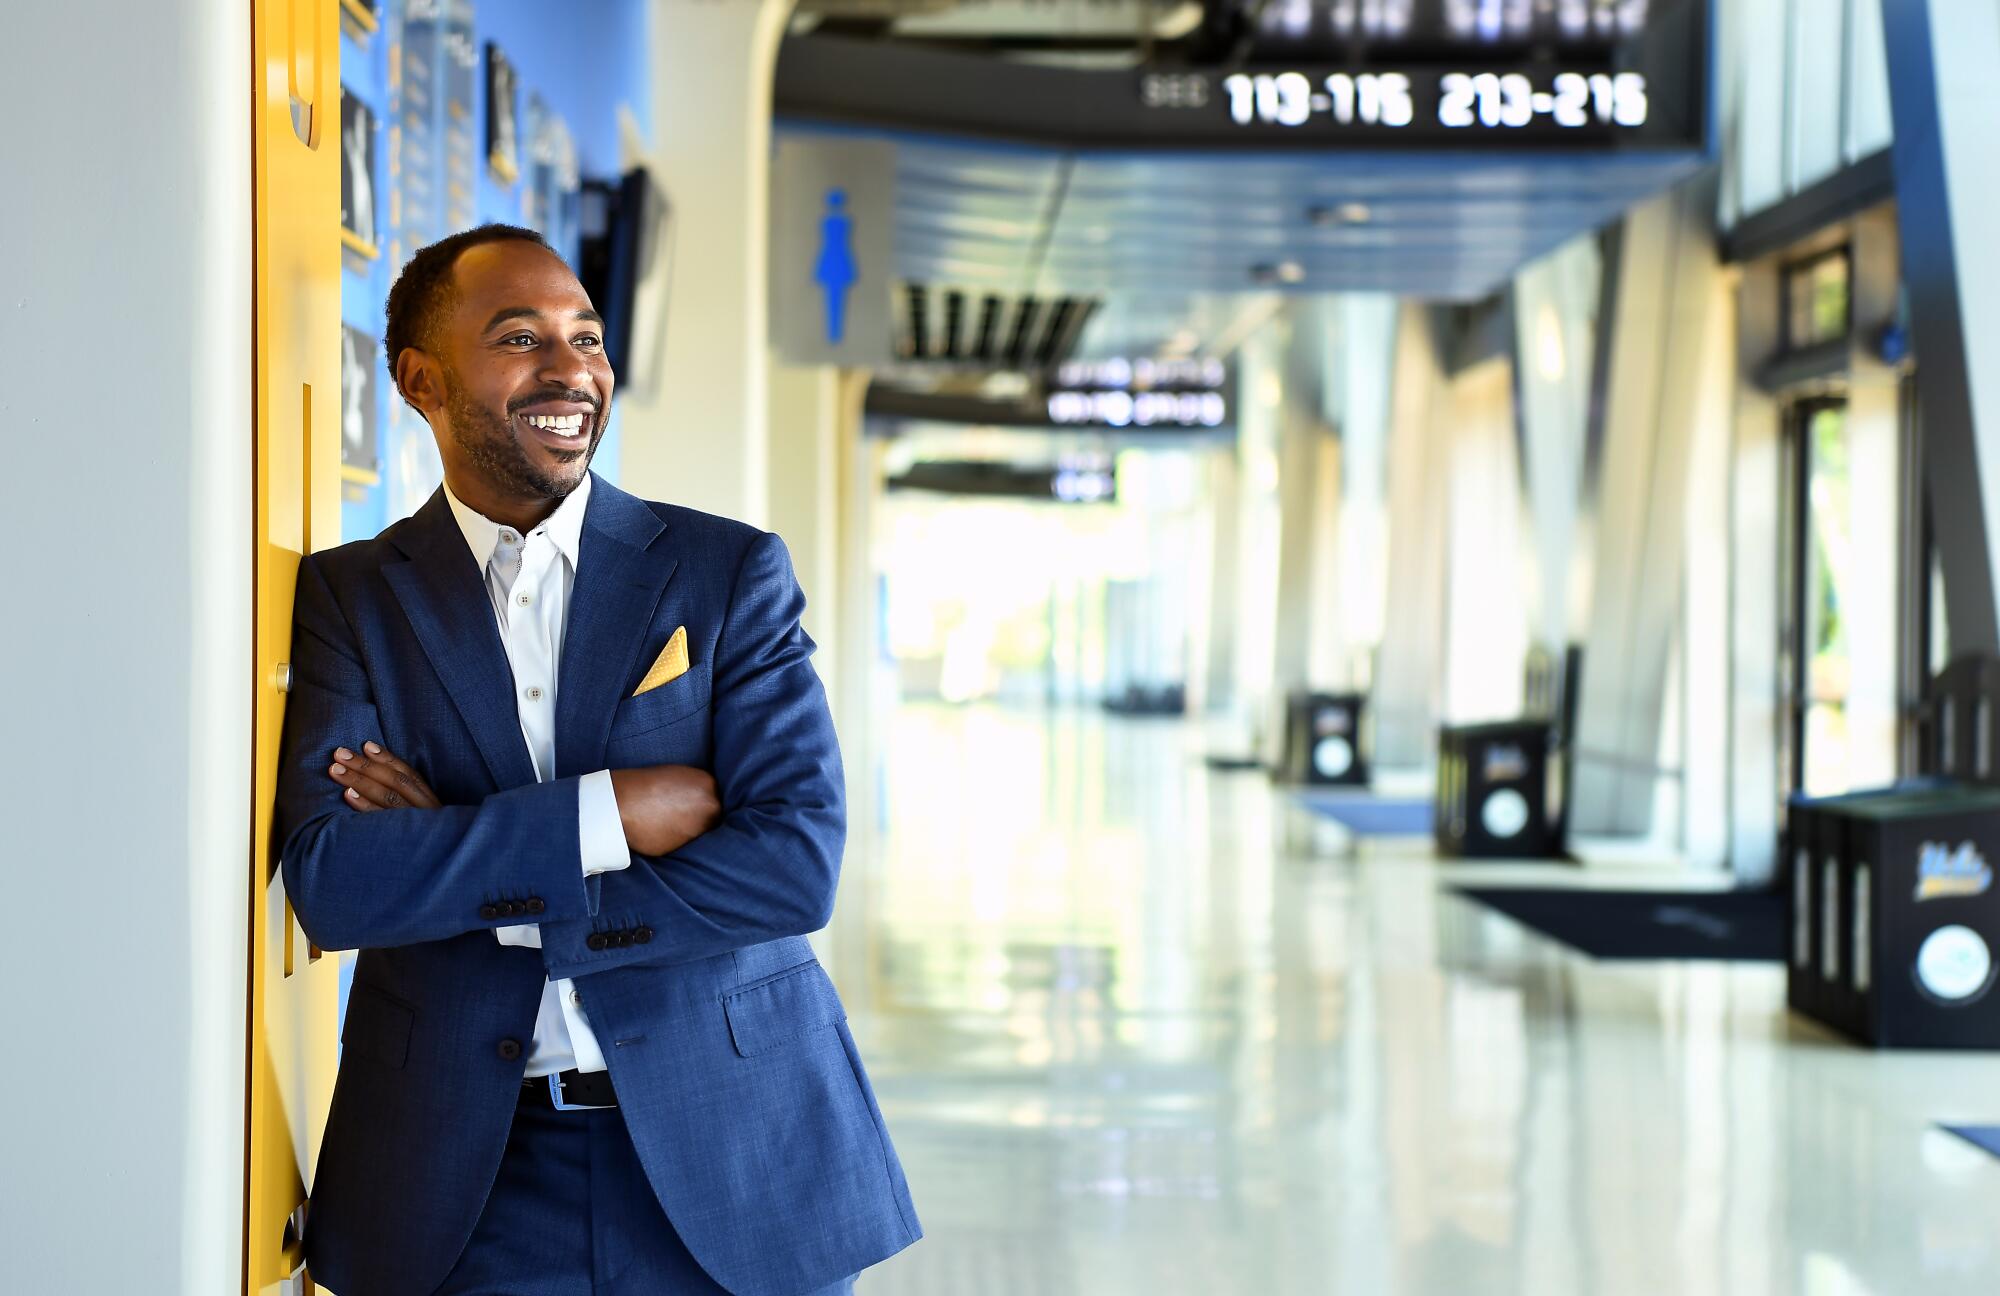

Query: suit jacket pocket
[341,983,415,1070]
[722,959,845,1058]
[610,670,711,741]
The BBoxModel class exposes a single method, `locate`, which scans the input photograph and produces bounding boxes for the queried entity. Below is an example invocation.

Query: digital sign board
[1046,358,1231,430]
[776,0,1706,154]
[1133,0,1702,148]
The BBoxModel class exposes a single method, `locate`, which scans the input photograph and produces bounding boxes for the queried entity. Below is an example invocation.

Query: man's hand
[610,765,722,856]
[329,742,443,811]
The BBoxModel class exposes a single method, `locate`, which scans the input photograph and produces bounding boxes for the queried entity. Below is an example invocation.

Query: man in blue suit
[276,224,919,1295]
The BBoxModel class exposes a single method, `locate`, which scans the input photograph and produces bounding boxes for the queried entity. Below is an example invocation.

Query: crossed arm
[279,533,844,975]
[326,742,720,857]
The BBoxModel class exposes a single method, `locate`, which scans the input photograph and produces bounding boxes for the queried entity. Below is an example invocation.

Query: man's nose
[538,339,598,395]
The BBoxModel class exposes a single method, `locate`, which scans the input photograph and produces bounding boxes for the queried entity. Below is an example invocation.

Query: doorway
[1779,397,1859,799]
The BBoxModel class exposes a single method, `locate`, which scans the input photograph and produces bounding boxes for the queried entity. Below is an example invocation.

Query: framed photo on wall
[486,43,520,185]
[340,325,381,486]
[340,89,379,259]
[523,94,581,254]
[338,0,378,39]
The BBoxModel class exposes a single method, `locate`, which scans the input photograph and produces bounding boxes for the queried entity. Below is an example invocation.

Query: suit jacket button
[525,898,546,916]
[586,933,608,951]
[479,904,500,921]
[634,927,653,944]
[497,1038,522,1061]
[615,930,634,947]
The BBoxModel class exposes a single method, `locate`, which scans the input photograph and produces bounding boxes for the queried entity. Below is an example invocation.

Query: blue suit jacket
[276,476,920,1296]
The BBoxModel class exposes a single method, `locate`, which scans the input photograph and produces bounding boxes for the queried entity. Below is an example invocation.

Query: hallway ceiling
[885,136,1701,300]
[781,129,1704,358]
[775,2,1709,360]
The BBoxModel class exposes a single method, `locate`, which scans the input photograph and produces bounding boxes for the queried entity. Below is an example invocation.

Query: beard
[442,369,604,501]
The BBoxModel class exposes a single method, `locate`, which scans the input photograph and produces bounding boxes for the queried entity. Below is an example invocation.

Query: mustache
[507,388,602,414]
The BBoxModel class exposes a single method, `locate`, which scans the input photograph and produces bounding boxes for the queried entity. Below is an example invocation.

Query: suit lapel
[555,475,679,779]
[383,490,539,790]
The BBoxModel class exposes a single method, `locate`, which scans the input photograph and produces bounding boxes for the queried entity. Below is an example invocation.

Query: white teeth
[524,412,586,436]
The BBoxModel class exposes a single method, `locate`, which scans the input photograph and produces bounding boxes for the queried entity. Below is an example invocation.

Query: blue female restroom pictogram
[815,188,858,345]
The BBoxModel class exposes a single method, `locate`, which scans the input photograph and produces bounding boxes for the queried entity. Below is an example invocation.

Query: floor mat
[1294,790,1434,836]
[1453,886,1787,961]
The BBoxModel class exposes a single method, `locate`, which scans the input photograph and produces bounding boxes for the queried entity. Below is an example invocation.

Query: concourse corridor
[837,706,2000,1296]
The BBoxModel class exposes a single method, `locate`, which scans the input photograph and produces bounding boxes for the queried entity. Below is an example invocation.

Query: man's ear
[396,347,445,419]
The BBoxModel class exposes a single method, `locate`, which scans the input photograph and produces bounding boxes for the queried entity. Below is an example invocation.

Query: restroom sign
[771,136,895,365]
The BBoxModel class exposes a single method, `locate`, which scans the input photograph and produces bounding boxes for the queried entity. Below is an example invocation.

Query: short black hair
[382,223,555,404]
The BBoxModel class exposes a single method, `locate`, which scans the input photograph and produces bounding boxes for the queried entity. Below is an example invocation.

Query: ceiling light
[1251,260,1308,286]
[1307,202,1374,228]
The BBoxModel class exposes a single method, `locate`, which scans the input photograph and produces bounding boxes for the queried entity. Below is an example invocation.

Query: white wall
[0,2,251,1290]
[618,0,792,524]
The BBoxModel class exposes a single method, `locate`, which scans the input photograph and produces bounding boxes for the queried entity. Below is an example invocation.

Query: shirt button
[570,990,582,1007]
[517,593,532,607]
[500,531,517,544]
[526,686,544,701]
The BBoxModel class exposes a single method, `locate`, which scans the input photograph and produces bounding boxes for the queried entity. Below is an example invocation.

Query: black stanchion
[1787,786,2000,1048]
[1434,721,1560,858]
[1279,692,1369,786]
[1432,646,1578,860]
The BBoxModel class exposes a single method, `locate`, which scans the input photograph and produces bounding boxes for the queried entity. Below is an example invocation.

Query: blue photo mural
[338,0,653,546]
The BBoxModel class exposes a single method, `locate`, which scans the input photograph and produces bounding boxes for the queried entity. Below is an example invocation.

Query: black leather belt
[520,1068,618,1111]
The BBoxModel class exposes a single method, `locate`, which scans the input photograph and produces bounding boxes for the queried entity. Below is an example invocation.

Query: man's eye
[575,334,603,350]
[500,332,536,347]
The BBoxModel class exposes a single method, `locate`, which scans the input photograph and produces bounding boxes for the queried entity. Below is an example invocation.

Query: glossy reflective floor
[826,704,2000,1296]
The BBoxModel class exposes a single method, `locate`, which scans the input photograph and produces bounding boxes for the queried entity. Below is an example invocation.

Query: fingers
[328,751,399,810]
[327,743,442,811]
[327,757,385,811]
[356,742,443,807]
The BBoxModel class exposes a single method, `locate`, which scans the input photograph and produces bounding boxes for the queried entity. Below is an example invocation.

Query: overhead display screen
[1136,0,1702,148]
[1144,68,1650,134]
[774,0,1705,153]
[1246,0,1655,50]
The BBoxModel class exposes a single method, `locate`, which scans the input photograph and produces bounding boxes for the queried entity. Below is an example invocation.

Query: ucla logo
[1914,841,1994,902]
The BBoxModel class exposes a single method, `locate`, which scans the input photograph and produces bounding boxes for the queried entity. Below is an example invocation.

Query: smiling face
[397,239,615,524]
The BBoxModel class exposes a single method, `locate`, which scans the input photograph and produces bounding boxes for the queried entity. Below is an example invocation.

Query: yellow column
[250,1,345,1292]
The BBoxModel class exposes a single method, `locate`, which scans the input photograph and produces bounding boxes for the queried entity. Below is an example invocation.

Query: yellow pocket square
[632,626,689,697]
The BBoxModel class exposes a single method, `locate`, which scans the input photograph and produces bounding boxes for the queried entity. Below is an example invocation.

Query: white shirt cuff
[495,923,541,948]
[578,769,632,877]
[495,771,631,949]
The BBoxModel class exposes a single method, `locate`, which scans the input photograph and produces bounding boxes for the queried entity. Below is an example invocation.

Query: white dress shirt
[442,475,631,1078]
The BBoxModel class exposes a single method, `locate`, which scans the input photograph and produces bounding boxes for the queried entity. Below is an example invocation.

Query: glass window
[1789,0,1848,189]
[1929,547,1951,678]
[1785,248,1851,350]
[1735,0,1790,216]
[1845,0,1894,160]
[1802,404,1855,796]
[1729,0,1896,224]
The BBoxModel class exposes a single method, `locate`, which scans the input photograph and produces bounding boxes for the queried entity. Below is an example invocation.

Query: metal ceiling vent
[894,282,1099,371]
